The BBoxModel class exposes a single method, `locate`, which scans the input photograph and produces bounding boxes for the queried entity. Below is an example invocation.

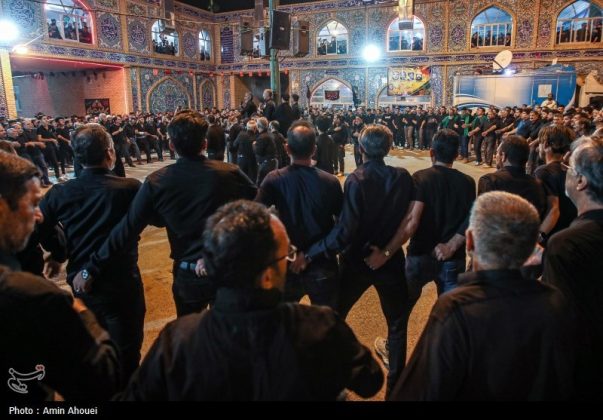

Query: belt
[178,261,197,272]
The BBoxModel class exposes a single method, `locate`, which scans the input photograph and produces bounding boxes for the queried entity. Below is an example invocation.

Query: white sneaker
[374,336,389,370]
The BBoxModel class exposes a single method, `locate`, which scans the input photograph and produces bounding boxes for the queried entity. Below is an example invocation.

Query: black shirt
[315,133,334,174]
[40,168,141,292]
[206,124,226,156]
[409,165,476,259]
[306,160,415,270]
[0,259,120,402]
[121,287,383,400]
[478,166,549,220]
[254,132,276,162]
[391,269,576,401]
[84,157,257,276]
[36,125,55,140]
[534,161,577,235]
[543,210,603,399]
[256,164,343,251]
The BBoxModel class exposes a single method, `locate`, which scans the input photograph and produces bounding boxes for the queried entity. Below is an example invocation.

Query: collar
[458,269,537,291]
[0,250,21,271]
[213,287,282,313]
[81,167,112,176]
[576,209,603,223]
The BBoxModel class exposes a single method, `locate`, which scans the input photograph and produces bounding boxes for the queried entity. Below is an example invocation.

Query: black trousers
[43,142,62,178]
[257,158,277,186]
[338,257,409,397]
[284,259,340,309]
[77,270,146,387]
[172,263,216,317]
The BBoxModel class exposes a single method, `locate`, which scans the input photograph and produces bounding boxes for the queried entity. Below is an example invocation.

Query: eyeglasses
[266,244,297,266]
[560,162,580,176]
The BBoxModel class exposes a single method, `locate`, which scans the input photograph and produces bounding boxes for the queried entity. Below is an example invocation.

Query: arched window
[470,7,513,48]
[316,21,348,55]
[387,17,425,52]
[556,1,602,44]
[310,79,353,108]
[45,0,93,44]
[152,20,179,55]
[199,30,211,60]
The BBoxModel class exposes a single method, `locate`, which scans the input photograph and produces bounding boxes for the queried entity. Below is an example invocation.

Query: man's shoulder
[0,265,71,302]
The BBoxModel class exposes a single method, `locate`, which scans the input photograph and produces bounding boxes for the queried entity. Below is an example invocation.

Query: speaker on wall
[269,10,291,50]
[293,20,309,57]
[240,17,253,55]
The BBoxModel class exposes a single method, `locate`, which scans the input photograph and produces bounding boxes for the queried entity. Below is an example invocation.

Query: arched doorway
[200,80,216,109]
[310,78,353,108]
[147,77,190,113]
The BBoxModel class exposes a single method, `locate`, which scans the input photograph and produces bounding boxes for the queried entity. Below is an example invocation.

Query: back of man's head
[359,124,392,160]
[500,135,530,167]
[256,117,269,133]
[287,120,315,159]
[571,136,603,204]
[167,110,208,157]
[281,93,290,102]
[432,129,459,164]
[73,124,112,167]
[0,153,38,213]
[292,93,299,102]
[202,200,278,289]
[539,125,575,155]
[316,116,331,133]
[469,191,540,270]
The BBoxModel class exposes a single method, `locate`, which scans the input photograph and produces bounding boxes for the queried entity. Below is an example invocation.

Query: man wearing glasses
[543,136,603,400]
[121,201,383,401]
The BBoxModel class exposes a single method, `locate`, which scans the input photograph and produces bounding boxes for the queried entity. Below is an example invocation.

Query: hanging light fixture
[398,0,414,30]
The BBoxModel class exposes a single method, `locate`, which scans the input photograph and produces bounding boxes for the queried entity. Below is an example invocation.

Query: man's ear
[258,266,275,290]
[466,229,475,255]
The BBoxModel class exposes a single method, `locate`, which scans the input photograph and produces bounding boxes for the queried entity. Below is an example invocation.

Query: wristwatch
[81,269,90,281]
[383,248,392,258]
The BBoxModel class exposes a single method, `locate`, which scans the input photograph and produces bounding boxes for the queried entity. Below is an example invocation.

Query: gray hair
[469,191,540,270]
[256,117,269,132]
[246,119,257,131]
[571,136,603,204]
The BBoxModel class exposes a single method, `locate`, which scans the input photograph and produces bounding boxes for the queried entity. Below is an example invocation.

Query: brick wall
[13,68,127,117]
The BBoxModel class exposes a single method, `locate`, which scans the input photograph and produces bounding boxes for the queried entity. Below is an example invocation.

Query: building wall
[1,0,602,116]
[13,68,126,116]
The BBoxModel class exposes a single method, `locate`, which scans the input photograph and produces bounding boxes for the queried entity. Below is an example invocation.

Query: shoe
[374,336,389,370]
[475,161,482,166]
[128,163,136,168]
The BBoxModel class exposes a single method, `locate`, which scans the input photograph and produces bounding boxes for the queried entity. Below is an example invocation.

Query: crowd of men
[1,89,602,401]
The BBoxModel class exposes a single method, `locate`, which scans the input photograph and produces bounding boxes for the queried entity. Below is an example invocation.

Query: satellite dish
[493,50,513,71]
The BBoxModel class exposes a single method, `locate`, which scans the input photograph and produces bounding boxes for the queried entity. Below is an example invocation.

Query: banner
[387,67,431,96]
[325,90,340,100]
[85,98,110,115]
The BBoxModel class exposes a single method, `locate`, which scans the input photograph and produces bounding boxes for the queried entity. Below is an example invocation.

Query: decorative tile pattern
[517,19,534,49]
[220,26,234,64]
[98,13,122,49]
[0,65,8,118]
[430,65,444,104]
[130,68,139,112]
[127,18,149,53]
[93,0,118,9]
[4,0,40,33]
[449,24,466,51]
[182,32,197,59]
[127,2,146,16]
[148,78,190,113]
[222,76,231,109]
[201,80,216,109]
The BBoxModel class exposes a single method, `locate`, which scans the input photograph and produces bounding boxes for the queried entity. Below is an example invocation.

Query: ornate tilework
[98,13,122,49]
[222,76,231,109]
[127,2,146,16]
[127,19,149,53]
[93,0,118,9]
[430,65,444,104]
[0,65,8,118]
[429,26,444,52]
[449,24,466,51]
[4,0,40,34]
[148,78,190,113]
[517,19,533,49]
[182,32,197,59]
[201,80,216,109]
[130,68,139,112]
[220,26,234,64]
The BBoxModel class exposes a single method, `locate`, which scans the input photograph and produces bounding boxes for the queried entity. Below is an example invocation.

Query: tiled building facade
[0,0,601,117]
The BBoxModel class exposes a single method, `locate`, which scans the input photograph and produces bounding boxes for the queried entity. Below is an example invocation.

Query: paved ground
[49,146,494,400]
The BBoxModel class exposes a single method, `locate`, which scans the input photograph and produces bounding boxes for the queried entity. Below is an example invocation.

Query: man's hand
[72,297,88,314]
[289,251,308,274]
[434,243,454,261]
[73,270,93,294]
[364,245,388,271]
[523,244,544,266]
[195,258,208,277]
[43,256,62,278]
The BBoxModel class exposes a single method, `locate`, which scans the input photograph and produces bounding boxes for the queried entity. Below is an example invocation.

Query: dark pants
[460,134,469,158]
[147,136,163,161]
[117,141,134,166]
[43,142,62,179]
[113,154,126,177]
[335,145,345,174]
[172,263,216,317]
[78,271,146,387]
[424,128,436,150]
[238,155,257,184]
[338,258,408,397]
[474,135,485,163]
[353,145,363,168]
[484,135,497,166]
[31,152,51,184]
[257,158,277,186]
[284,259,340,309]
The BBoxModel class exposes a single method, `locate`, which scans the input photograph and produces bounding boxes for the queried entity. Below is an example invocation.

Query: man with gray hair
[391,191,576,400]
[543,136,603,400]
[253,117,277,185]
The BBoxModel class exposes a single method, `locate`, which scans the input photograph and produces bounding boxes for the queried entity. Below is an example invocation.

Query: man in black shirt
[75,111,257,317]
[315,116,334,174]
[391,192,576,401]
[240,92,257,119]
[40,124,145,383]
[261,89,276,121]
[543,136,603,400]
[0,152,119,402]
[299,125,415,396]
[234,119,258,182]
[479,135,559,240]
[254,117,277,185]
[110,116,135,169]
[256,121,343,308]
[479,109,500,167]
[121,200,383,400]
[534,126,577,237]
[206,115,226,161]
[273,93,295,136]
[291,93,301,120]
[37,116,64,182]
